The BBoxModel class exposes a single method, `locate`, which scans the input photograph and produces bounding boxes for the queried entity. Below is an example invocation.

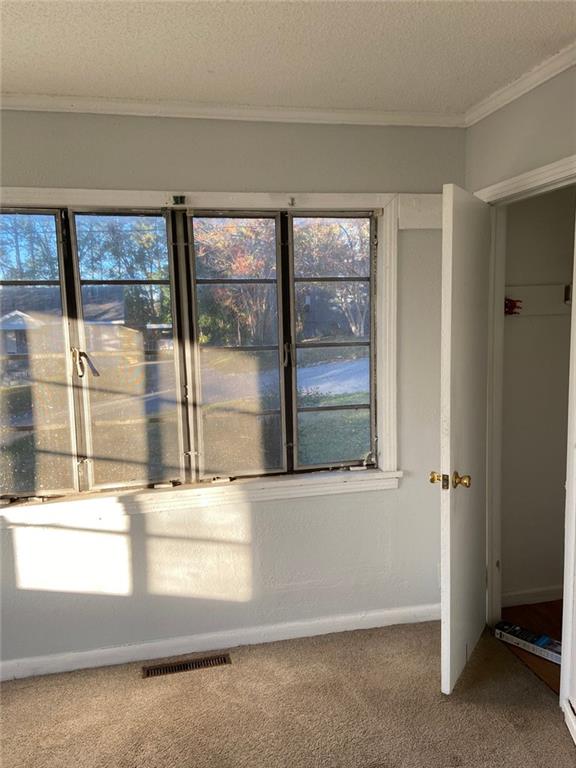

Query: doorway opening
[498,184,576,695]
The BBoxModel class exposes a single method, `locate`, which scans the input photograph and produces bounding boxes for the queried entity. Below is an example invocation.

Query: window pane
[192,215,284,477]
[197,284,278,346]
[0,213,59,281]
[293,217,370,277]
[297,409,371,466]
[295,282,369,342]
[75,215,170,281]
[200,348,281,412]
[0,285,75,493]
[82,284,173,329]
[193,218,276,279]
[81,284,181,486]
[296,347,370,407]
[202,411,283,477]
[90,417,181,487]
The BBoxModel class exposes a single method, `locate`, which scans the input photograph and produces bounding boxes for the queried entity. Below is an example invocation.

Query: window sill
[133,467,403,510]
[6,468,403,513]
[176,468,404,507]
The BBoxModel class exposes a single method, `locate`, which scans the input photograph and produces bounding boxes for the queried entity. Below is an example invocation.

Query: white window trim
[376,195,398,473]
[0,188,396,211]
[1,469,405,515]
[1,189,402,502]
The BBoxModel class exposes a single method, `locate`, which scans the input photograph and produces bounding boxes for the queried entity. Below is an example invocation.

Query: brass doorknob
[429,471,442,484]
[453,471,471,488]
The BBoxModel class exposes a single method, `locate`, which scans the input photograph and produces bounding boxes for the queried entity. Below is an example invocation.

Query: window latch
[283,342,295,367]
[71,347,86,378]
[71,348,100,378]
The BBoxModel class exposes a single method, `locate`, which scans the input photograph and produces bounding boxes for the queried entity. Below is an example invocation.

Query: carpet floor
[2,621,575,768]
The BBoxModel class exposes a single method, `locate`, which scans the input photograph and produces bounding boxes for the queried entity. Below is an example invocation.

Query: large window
[0,208,376,500]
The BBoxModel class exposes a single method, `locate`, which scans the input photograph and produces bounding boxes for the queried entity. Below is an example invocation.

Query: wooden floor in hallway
[501,599,563,694]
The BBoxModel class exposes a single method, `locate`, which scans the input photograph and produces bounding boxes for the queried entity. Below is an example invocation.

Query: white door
[560,211,576,744]
[438,184,492,694]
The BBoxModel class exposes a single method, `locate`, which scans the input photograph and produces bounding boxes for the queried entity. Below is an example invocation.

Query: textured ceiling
[1,1,575,117]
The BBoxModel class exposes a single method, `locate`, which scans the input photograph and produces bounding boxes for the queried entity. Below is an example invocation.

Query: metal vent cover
[142,653,231,678]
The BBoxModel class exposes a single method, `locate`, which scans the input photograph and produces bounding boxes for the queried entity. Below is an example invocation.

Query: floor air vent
[142,653,231,678]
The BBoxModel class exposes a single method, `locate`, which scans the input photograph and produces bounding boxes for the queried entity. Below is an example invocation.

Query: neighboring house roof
[0,310,45,330]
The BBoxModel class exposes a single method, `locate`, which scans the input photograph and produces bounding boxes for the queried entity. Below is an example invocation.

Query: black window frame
[188,210,288,481]
[0,206,378,501]
[69,209,187,491]
[0,208,81,496]
[286,211,377,471]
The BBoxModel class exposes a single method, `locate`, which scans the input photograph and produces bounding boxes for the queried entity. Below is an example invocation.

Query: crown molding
[2,41,575,129]
[0,93,464,127]
[474,153,576,203]
[464,41,576,127]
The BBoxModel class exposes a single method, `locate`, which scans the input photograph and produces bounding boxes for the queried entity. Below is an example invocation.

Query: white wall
[466,67,576,192]
[501,186,576,605]
[0,111,465,193]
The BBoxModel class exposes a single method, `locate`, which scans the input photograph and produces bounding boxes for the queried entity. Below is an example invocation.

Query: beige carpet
[2,621,575,768]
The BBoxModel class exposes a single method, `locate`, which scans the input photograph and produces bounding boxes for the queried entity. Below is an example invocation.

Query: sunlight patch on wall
[4,504,130,532]
[13,526,132,595]
[145,505,251,542]
[146,505,253,601]
[147,538,252,601]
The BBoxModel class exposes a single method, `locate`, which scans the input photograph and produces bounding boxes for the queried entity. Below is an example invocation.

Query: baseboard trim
[0,602,440,681]
[502,585,564,608]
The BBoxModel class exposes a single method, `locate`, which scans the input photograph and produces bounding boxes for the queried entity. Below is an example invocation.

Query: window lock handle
[71,348,99,378]
[283,342,295,367]
[71,347,86,378]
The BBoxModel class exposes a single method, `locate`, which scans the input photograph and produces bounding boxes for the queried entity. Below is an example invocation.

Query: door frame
[477,154,576,725]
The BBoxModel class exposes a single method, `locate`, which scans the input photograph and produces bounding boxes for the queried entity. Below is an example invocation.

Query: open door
[436,184,492,694]
[560,208,576,744]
